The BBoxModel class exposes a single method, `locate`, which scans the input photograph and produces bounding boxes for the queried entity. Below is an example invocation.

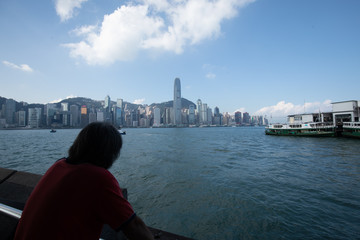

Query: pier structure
[0,167,192,240]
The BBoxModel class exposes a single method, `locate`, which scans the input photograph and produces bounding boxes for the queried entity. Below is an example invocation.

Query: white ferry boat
[265,122,336,137]
[266,100,360,138]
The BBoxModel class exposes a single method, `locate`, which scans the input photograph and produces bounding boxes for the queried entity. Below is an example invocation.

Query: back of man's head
[67,122,122,169]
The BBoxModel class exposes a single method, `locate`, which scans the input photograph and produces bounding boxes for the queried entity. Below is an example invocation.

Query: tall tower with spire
[173,78,181,125]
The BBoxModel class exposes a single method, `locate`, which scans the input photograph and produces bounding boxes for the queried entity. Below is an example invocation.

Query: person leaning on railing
[14,122,154,240]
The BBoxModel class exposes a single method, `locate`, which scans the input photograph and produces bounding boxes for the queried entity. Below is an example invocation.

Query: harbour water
[0,127,359,239]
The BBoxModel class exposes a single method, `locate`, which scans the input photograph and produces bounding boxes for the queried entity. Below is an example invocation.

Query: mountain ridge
[1,96,196,112]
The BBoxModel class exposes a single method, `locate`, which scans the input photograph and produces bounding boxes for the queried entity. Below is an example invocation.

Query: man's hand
[122,215,154,240]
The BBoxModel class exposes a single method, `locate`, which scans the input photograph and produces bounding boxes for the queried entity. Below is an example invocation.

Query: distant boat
[50,129,56,133]
[119,131,126,135]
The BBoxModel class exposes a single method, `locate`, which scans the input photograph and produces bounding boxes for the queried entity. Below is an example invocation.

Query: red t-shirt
[14,158,135,240]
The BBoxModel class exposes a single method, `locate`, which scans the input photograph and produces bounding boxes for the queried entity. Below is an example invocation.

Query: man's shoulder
[54,158,115,180]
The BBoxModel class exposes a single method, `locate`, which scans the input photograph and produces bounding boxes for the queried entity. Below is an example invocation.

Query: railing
[343,122,360,128]
[309,122,334,128]
[267,122,335,130]
[0,202,21,219]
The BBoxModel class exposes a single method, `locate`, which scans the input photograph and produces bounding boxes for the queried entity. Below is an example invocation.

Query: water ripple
[1,127,359,239]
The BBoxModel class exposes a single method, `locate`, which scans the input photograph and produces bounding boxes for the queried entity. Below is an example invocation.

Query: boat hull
[342,122,360,139]
[342,129,360,138]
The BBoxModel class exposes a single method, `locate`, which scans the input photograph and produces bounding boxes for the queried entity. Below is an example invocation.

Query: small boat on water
[119,131,126,135]
[50,129,56,133]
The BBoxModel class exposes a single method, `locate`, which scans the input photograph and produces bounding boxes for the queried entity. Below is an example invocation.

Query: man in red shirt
[14,122,154,240]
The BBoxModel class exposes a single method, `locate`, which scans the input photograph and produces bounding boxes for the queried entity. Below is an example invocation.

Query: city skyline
[0,93,269,128]
[1,0,359,120]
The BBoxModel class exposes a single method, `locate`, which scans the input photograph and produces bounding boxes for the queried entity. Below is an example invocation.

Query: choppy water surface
[1,127,359,239]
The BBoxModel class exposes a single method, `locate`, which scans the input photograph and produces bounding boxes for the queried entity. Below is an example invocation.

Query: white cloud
[206,73,216,79]
[55,0,88,22]
[133,98,146,104]
[64,0,255,65]
[254,100,333,117]
[50,95,78,103]
[2,60,34,72]
[64,5,164,65]
[234,107,246,114]
[71,25,98,36]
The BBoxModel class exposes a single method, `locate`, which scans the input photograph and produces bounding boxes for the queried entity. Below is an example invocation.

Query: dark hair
[67,122,122,169]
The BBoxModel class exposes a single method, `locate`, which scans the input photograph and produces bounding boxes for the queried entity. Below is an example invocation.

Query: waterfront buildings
[0,77,268,128]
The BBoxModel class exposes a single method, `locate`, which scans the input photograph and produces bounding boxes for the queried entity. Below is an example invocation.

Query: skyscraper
[104,95,111,112]
[70,105,79,127]
[197,99,203,124]
[115,98,123,127]
[235,111,242,125]
[80,105,88,127]
[5,99,16,125]
[173,78,181,125]
[61,103,69,111]
[28,108,42,128]
[188,104,195,125]
[153,107,161,127]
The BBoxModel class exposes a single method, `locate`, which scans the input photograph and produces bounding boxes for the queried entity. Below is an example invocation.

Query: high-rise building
[61,103,69,111]
[223,112,231,126]
[62,113,70,126]
[28,108,42,128]
[46,103,57,126]
[243,112,250,124]
[173,78,181,125]
[188,104,195,125]
[130,109,139,127]
[89,112,97,123]
[115,108,122,127]
[17,110,26,127]
[213,107,221,125]
[235,111,242,125]
[105,95,111,113]
[197,99,202,124]
[5,99,16,125]
[97,111,104,122]
[164,108,171,125]
[80,105,88,127]
[70,105,79,127]
[214,107,220,116]
[116,98,123,126]
[153,107,161,127]
[202,103,208,124]
[207,107,213,125]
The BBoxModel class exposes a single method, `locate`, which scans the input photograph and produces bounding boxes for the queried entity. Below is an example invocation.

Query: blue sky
[1,0,359,119]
